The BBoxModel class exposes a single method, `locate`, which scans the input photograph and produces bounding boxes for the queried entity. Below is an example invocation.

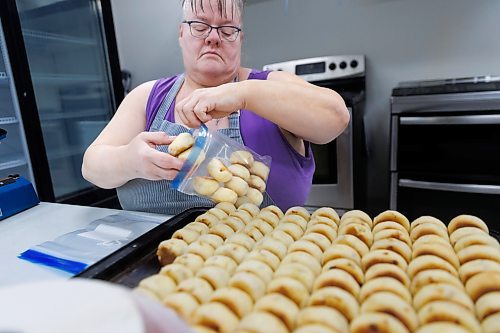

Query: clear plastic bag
[172,124,272,207]
[18,213,163,275]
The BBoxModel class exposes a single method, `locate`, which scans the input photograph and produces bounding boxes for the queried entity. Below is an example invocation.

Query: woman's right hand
[125,131,184,181]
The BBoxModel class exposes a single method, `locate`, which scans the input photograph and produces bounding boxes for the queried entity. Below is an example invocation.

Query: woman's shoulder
[149,75,182,95]
[129,75,178,99]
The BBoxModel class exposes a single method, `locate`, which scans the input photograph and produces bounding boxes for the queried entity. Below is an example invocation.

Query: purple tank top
[145,70,315,210]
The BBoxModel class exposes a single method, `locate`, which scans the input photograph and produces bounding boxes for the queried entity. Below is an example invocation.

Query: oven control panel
[263,55,365,82]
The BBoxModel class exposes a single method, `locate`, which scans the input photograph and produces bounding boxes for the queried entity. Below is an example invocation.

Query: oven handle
[400,114,500,125]
[399,179,500,195]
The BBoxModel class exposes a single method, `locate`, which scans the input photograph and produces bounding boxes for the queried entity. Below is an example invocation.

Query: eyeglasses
[182,20,241,42]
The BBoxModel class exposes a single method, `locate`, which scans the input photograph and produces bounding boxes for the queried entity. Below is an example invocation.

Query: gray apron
[117,74,272,215]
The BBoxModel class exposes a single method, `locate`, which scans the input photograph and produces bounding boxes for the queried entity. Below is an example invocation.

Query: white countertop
[0,202,171,287]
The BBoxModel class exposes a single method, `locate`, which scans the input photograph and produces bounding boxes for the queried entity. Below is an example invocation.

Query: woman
[82,0,349,214]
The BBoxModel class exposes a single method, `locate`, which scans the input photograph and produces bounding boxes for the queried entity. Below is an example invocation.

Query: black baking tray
[75,206,500,288]
[75,207,209,288]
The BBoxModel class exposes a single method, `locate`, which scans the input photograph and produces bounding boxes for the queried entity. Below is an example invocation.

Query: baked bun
[459,259,500,284]
[358,277,412,303]
[163,292,200,322]
[281,251,322,276]
[350,312,409,333]
[417,300,481,333]
[214,243,248,264]
[322,244,362,267]
[410,269,464,295]
[311,207,340,224]
[308,286,360,322]
[157,238,188,265]
[229,272,266,302]
[197,266,230,290]
[333,235,369,257]
[370,238,412,263]
[448,214,489,234]
[322,258,364,285]
[313,268,361,297]
[412,242,460,270]
[296,306,349,333]
[172,228,200,244]
[364,263,411,288]
[249,161,270,181]
[193,177,220,196]
[361,249,408,272]
[474,291,500,321]
[415,322,470,333]
[137,274,176,300]
[174,253,205,273]
[207,158,232,183]
[228,164,251,181]
[373,210,410,232]
[214,202,237,214]
[413,283,474,311]
[407,255,458,279]
[246,249,281,271]
[237,311,288,333]
[160,263,194,284]
[211,187,238,205]
[275,262,316,292]
[209,287,253,318]
[176,277,214,303]
[267,276,309,307]
[288,239,323,261]
[360,291,418,331]
[465,271,500,302]
[254,293,300,330]
[341,210,372,228]
[168,132,194,156]
[305,224,337,243]
[230,150,254,167]
[454,233,500,253]
[236,259,274,284]
[204,255,238,275]
[193,302,239,333]
[411,216,447,233]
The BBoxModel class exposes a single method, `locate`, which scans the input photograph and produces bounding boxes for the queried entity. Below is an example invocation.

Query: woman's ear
[179,24,184,48]
[179,24,184,38]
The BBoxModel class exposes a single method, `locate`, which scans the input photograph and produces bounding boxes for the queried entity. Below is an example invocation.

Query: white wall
[110,0,500,212]
[110,0,184,87]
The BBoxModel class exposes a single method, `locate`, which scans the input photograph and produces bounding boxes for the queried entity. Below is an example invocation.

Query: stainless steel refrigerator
[0,0,123,207]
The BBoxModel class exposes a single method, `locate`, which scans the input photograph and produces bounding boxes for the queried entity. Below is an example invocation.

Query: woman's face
[179,0,243,86]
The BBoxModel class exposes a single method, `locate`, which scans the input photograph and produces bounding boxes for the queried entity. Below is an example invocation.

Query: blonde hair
[181,0,245,21]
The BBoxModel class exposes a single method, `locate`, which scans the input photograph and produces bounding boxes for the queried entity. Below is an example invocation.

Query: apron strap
[150,74,185,131]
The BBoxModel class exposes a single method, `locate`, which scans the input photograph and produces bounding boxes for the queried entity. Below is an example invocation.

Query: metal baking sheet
[75,207,209,288]
[76,206,500,289]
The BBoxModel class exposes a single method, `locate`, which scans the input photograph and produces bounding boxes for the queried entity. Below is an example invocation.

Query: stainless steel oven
[264,55,367,212]
[390,76,500,223]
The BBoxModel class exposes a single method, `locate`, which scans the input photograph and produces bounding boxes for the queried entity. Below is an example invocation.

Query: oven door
[390,113,500,222]
[306,107,353,209]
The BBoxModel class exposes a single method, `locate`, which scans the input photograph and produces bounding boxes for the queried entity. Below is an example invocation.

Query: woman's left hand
[175,82,245,128]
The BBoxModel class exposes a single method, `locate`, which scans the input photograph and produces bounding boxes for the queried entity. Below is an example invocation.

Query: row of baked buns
[229,207,343,333]
[407,215,480,333]
[136,205,499,333]
[447,215,500,333]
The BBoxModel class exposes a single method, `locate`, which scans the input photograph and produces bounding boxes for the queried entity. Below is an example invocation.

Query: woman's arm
[243,71,349,144]
[176,70,349,145]
[82,81,183,189]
